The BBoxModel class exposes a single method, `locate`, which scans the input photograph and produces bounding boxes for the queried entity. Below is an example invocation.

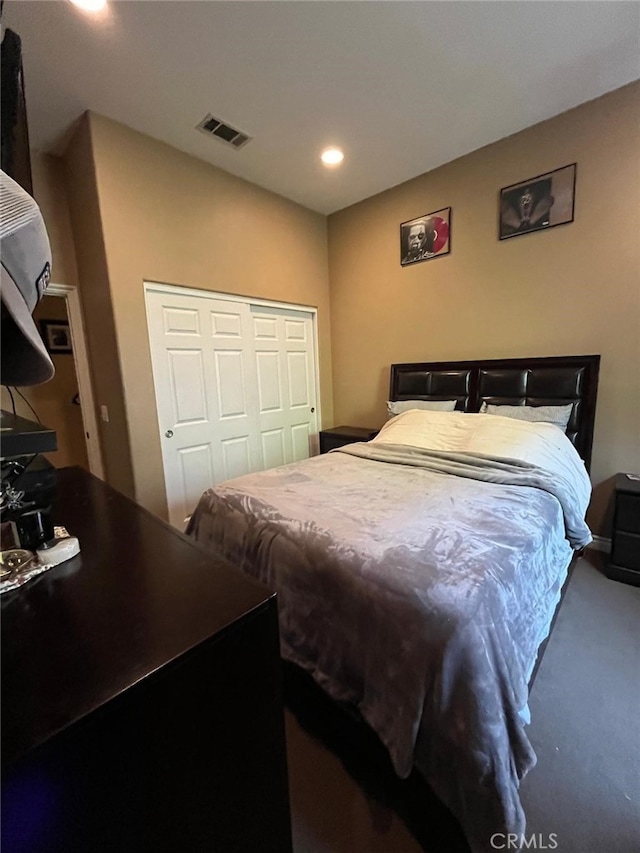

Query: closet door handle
[165,429,174,438]
[310,407,315,413]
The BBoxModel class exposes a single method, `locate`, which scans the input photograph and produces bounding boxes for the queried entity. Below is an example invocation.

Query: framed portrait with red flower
[400,207,451,267]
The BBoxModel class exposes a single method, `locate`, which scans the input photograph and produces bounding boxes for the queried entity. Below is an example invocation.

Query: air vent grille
[196,114,252,149]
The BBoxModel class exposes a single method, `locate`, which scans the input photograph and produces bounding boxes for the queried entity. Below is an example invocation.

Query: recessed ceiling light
[321,148,344,167]
[68,0,107,11]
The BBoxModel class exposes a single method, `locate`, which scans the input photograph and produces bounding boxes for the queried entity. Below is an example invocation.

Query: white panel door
[251,305,318,468]
[207,300,262,481]
[146,288,318,529]
[146,291,261,527]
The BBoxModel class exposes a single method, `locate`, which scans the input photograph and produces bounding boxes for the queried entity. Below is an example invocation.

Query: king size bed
[187,354,600,852]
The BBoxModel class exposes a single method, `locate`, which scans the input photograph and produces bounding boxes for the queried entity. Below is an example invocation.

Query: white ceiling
[4,1,640,214]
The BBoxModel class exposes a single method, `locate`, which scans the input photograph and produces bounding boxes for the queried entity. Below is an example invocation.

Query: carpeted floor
[284,550,640,852]
[520,550,640,852]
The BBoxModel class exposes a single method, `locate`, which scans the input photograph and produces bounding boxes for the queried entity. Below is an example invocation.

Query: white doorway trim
[48,283,104,479]
[143,281,323,434]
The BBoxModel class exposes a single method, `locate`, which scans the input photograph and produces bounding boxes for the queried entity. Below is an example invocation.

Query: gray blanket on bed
[340,441,592,548]
[187,444,579,852]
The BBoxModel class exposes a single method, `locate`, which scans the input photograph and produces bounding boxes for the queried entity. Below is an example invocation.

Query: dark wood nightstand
[319,425,379,454]
[607,473,640,586]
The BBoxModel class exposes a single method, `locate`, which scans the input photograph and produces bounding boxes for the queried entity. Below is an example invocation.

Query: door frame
[143,281,323,445]
[47,283,104,479]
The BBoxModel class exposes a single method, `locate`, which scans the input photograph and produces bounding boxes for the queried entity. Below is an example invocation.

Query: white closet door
[207,297,262,480]
[146,287,318,528]
[251,305,318,470]
[146,291,261,527]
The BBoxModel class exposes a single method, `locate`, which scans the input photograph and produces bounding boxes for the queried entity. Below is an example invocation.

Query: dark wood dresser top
[615,472,640,496]
[1,467,274,770]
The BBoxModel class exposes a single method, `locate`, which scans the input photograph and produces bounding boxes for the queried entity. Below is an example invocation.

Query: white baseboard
[588,535,611,554]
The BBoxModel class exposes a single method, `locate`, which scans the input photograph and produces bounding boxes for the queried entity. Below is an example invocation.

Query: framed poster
[400,207,451,266]
[499,163,576,240]
[40,319,72,354]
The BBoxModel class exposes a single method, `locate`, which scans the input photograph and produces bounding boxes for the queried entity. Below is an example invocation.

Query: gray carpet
[285,552,640,853]
[520,551,640,852]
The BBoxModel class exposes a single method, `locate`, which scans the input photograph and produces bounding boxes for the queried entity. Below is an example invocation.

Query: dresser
[1,467,292,853]
[607,473,640,586]
[319,425,379,454]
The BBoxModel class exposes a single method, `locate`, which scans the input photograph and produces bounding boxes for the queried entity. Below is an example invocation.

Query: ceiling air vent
[196,114,252,150]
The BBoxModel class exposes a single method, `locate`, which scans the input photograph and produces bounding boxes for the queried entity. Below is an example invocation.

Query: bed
[187,354,600,853]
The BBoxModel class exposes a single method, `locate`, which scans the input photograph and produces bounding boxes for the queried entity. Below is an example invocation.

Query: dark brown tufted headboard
[389,354,600,471]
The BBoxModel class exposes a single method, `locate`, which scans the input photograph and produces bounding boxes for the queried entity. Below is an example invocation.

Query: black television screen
[1,24,33,195]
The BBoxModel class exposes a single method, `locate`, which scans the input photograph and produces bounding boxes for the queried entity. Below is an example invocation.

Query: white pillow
[479,402,573,431]
[387,399,457,418]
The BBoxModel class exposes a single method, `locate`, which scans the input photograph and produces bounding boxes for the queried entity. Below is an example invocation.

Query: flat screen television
[1,23,33,195]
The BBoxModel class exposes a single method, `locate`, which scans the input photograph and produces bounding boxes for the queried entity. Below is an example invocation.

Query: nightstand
[607,473,640,586]
[319,425,379,454]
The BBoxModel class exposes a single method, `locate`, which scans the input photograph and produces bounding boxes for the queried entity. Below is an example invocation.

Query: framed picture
[499,163,576,240]
[40,320,72,354]
[400,207,451,266]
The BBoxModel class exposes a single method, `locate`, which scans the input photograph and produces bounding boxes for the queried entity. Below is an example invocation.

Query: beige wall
[64,113,332,518]
[31,152,79,288]
[328,82,640,534]
[23,148,127,490]
[62,119,134,496]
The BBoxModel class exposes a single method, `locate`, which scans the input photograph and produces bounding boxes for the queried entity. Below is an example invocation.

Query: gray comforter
[187,441,583,852]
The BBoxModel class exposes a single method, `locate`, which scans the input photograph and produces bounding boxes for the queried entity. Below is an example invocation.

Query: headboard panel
[394,368,472,411]
[390,355,600,471]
